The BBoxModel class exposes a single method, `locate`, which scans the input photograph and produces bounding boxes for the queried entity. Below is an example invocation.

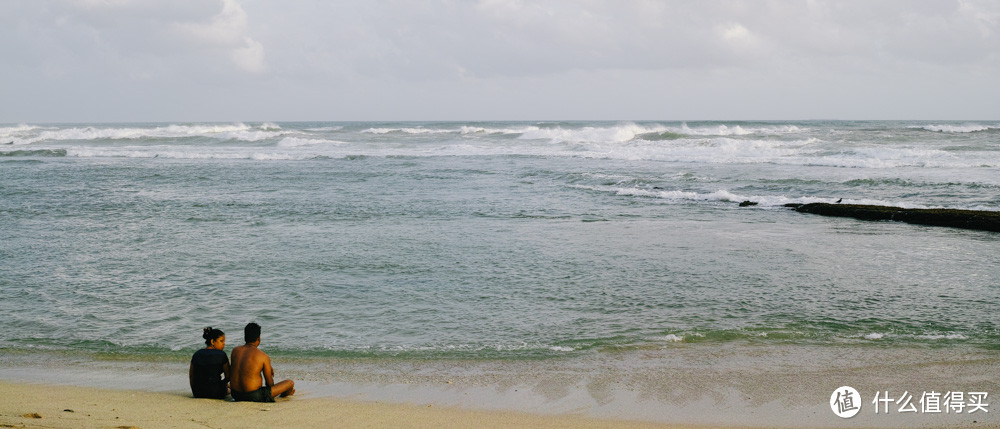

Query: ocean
[1,120,998,425]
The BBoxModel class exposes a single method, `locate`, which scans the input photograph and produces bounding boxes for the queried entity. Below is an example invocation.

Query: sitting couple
[189,322,295,402]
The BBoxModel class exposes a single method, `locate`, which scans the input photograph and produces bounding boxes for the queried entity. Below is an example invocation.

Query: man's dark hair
[244,322,261,343]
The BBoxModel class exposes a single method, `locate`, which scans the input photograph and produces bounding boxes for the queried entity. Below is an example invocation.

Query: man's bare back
[229,323,294,402]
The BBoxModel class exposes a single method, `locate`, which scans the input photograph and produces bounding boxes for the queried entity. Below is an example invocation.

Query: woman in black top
[189,327,230,399]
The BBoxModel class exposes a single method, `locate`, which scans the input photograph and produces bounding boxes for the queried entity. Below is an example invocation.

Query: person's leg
[270,379,295,398]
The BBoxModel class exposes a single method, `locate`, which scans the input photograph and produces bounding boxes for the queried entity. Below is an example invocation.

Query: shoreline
[0,381,704,429]
[1,380,996,429]
[2,345,997,428]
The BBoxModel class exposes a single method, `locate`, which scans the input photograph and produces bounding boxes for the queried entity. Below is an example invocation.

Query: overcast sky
[2,0,999,122]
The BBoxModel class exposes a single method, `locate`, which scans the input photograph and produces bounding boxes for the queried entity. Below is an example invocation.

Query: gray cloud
[2,0,998,121]
[1,0,264,80]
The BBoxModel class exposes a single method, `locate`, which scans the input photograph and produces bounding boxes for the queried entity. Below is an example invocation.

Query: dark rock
[783,203,803,209]
[794,203,1000,232]
[738,200,758,207]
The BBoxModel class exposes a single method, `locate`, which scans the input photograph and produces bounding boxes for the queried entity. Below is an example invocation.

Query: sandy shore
[0,381,729,429]
[2,380,998,429]
[2,344,997,428]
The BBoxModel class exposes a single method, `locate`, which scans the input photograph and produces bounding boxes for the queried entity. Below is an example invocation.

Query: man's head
[244,322,261,344]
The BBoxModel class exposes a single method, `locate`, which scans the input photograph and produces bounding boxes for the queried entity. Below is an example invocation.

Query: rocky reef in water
[782,203,1000,232]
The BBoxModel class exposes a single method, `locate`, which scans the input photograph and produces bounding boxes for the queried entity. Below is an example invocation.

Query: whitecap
[678,123,804,136]
[913,333,968,340]
[518,123,667,143]
[916,124,995,133]
[361,127,455,135]
[276,137,347,148]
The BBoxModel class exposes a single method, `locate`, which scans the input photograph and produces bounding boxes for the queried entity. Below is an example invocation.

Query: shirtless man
[229,322,295,402]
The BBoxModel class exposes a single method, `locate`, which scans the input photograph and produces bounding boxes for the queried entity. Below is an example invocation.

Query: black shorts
[192,382,227,400]
[232,385,275,403]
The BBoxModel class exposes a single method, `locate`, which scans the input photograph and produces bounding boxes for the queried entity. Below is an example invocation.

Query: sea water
[1,121,999,424]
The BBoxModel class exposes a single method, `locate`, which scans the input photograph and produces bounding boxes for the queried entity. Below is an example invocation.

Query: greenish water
[1,121,999,363]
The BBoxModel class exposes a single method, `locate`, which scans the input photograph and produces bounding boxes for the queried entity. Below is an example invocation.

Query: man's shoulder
[233,344,267,359]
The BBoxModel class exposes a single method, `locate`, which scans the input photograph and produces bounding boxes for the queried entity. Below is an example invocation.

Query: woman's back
[190,327,229,399]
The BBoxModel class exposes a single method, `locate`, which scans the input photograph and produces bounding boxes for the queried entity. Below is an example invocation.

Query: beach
[0,381,692,429]
[2,342,997,428]
[2,355,997,429]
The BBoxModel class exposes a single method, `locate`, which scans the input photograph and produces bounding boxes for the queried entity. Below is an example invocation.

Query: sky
[2,0,999,122]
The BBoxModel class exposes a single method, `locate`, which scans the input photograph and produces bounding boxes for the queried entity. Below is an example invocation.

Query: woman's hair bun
[201,327,225,346]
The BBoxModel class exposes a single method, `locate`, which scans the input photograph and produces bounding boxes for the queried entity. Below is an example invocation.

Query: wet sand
[1,344,997,428]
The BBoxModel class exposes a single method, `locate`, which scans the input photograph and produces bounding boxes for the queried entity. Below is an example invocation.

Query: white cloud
[173,0,248,46]
[172,0,266,72]
[232,37,266,73]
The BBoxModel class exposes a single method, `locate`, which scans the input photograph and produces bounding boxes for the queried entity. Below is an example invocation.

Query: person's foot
[280,388,295,397]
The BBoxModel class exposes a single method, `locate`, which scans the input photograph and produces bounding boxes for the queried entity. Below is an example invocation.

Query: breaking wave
[914,124,999,133]
[8,123,292,145]
[4,121,998,169]
[276,137,348,148]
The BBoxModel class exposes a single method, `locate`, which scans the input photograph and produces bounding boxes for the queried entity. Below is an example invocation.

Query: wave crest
[14,123,291,144]
[915,124,998,133]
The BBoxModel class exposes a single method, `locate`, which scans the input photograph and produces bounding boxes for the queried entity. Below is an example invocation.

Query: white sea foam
[580,184,935,209]
[678,123,804,136]
[12,122,1000,170]
[358,342,578,353]
[361,127,455,135]
[916,124,996,133]
[659,334,685,342]
[532,136,821,164]
[64,147,306,161]
[30,136,999,171]
[459,125,534,135]
[0,123,41,136]
[18,123,291,144]
[913,333,968,340]
[856,332,970,341]
[518,123,666,143]
[515,123,805,143]
[277,137,347,147]
[304,126,344,132]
